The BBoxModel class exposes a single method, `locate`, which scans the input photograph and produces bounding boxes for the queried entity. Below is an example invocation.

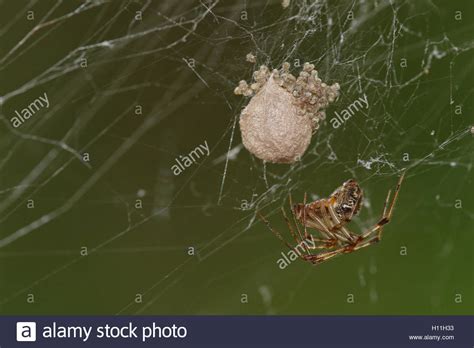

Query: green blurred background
[0,0,472,315]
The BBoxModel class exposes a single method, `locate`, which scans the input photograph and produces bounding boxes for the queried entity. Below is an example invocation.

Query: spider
[258,172,405,265]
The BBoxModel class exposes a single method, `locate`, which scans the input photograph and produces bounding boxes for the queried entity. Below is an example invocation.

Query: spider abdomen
[293,199,348,232]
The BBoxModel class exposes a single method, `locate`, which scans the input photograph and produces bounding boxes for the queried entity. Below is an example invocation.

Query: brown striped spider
[259,172,405,265]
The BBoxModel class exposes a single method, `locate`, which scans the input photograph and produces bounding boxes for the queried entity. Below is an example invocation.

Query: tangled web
[0,0,472,314]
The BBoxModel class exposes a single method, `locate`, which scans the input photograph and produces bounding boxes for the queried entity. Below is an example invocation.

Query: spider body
[259,173,405,265]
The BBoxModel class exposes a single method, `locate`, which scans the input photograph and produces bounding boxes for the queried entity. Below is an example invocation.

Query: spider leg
[302,245,351,264]
[302,192,326,253]
[257,212,295,252]
[303,234,340,250]
[307,224,389,265]
[280,206,310,255]
[288,195,336,251]
[303,192,310,240]
[375,187,391,239]
[327,203,358,243]
[320,203,335,232]
[360,171,405,241]
[258,212,310,261]
[304,211,336,241]
[359,189,391,240]
[318,205,353,244]
[377,171,405,225]
[298,193,341,250]
[299,211,341,248]
[288,194,309,251]
[352,235,381,251]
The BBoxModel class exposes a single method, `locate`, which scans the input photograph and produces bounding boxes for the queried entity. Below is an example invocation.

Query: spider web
[0,0,472,315]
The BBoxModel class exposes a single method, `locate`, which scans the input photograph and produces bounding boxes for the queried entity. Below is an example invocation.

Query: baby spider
[259,172,405,265]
